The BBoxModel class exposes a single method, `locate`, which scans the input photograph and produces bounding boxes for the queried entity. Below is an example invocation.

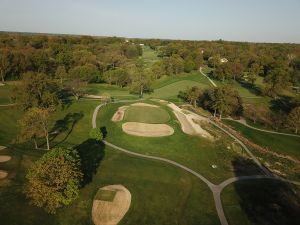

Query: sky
[1,0,300,43]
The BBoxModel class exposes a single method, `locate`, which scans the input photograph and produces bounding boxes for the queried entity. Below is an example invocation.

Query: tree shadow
[238,80,262,96]
[100,126,108,138]
[231,157,300,225]
[75,139,105,186]
[58,88,73,109]
[269,96,298,114]
[50,112,84,145]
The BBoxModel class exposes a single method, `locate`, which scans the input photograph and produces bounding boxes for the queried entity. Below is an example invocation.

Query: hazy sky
[1,0,300,43]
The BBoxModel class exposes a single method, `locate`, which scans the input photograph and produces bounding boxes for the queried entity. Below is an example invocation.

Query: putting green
[124,106,170,124]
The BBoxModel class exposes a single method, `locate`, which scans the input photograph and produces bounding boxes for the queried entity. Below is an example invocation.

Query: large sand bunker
[131,103,159,108]
[0,170,8,179]
[122,122,174,137]
[92,185,131,225]
[0,155,11,163]
[0,146,7,151]
[168,103,213,140]
[112,106,129,122]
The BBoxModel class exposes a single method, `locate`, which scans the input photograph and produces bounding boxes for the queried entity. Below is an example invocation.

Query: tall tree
[0,48,13,82]
[24,147,82,214]
[287,106,300,133]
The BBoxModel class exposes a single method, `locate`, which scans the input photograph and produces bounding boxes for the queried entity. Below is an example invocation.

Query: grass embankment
[221,179,300,225]
[223,120,300,160]
[124,106,170,124]
[97,100,263,183]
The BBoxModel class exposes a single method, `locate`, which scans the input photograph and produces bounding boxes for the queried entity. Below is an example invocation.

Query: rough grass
[224,120,300,160]
[124,106,170,124]
[0,84,13,104]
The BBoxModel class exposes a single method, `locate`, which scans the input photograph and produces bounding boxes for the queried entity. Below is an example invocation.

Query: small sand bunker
[92,185,131,225]
[122,122,174,137]
[112,106,129,122]
[0,170,8,179]
[0,146,7,151]
[0,155,11,163]
[131,103,159,108]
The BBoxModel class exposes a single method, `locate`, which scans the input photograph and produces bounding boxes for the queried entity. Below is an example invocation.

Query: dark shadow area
[270,96,298,114]
[231,157,264,176]
[50,112,84,145]
[75,139,105,186]
[57,88,73,109]
[100,126,108,139]
[238,80,262,96]
[231,157,300,225]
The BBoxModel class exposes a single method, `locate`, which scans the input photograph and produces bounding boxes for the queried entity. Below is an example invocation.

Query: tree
[89,128,103,142]
[24,147,82,214]
[184,59,196,73]
[264,66,290,97]
[19,107,51,150]
[0,48,13,82]
[55,65,67,84]
[151,61,165,79]
[185,86,203,107]
[287,106,300,133]
[248,63,262,85]
[13,72,60,109]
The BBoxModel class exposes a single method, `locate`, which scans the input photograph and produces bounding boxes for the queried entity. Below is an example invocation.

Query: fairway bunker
[0,170,8,179]
[92,185,131,225]
[0,155,11,162]
[111,106,129,122]
[122,122,174,137]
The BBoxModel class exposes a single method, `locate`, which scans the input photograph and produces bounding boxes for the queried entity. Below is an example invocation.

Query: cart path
[92,101,300,225]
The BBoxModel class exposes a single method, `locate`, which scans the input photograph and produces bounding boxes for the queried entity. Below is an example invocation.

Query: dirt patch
[122,122,174,137]
[112,106,129,122]
[0,146,6,151]
[131,103,159,108]
[92,185,131,225]
[0,155,11,163]
[0,170,8,179]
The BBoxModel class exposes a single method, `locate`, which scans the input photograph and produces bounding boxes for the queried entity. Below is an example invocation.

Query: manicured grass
[94,189,116,202]
[221,179,300,225]
[98,101,262,183]
[0,84,13,104]
[223,120,300,160]
[141,46,159,66]
[124,105,170,124]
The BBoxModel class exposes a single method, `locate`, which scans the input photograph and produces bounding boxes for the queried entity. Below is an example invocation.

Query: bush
[89,128,103,142]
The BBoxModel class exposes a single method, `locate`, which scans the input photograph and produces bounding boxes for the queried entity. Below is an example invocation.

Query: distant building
[125,39,129,43]
[139,43,144,46]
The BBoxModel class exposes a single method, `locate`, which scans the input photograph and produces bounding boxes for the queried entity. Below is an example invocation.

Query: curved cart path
[224,118,300,138]
[92,101,300,225]
[200,67,217,87]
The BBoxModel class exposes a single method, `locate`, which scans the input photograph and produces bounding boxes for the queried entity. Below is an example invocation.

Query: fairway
[124,105,170,124]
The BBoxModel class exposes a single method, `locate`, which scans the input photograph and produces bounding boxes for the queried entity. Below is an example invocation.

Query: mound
[131,102,159,107]
[0,155,11,163]
[112,106,129,122]
[92,185,131,225]
[122,122,174,137]
[124,106,170,124]
[0,170,8,179]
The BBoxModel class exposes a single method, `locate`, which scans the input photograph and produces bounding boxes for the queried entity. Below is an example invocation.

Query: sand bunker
[0,170,8,179]
[0,155,11,163]
[168,103,213,140]
[112,106,129,122]
[0,146,7,151]
[92,185,131,225]
[122,122,174,137]
[131,103,159,108]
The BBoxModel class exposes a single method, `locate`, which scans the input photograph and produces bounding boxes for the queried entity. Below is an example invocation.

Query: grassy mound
[124,106,170,124]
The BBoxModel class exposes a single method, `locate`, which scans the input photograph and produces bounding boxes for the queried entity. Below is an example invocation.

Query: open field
[221,179,300,225]
[0,84,13,105]
[223,120,300,160]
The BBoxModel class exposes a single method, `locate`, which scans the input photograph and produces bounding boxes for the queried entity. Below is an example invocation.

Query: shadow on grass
[75,139,105,186]
[231,157,300,225]
[269,96,298,114]
[50,112,84,145]
[238,80,262,96]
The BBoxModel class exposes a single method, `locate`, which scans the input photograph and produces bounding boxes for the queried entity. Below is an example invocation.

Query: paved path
[224,118,300,138]
[0,103,16,107]
[92,101,300,225]
[200,67,217,87]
